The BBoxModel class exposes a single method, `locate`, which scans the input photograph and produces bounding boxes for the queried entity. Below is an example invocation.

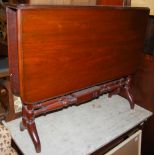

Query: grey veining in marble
[4,95,152,155]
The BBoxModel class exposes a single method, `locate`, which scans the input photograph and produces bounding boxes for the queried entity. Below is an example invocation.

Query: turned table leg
[20,104,41,153]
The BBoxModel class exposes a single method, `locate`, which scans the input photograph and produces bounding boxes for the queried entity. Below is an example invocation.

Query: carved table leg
[107,76,135,109]
[20,104,41,153]
[26,104,41,153]
[123,76,135,109]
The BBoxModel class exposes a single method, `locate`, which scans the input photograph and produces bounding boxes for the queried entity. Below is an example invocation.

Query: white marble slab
[4,95,152,155]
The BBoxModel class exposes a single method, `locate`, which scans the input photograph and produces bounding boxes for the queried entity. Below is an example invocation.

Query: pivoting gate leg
[108,76,135,109]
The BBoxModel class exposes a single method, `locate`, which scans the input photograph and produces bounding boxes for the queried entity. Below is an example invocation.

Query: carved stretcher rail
[33,77,132,117]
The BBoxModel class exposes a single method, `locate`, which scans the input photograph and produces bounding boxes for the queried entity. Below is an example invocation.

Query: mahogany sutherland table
[6,5,149,153]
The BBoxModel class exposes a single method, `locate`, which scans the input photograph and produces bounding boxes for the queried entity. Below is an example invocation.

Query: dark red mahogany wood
[96,0,131,6]
[6,5,149,153]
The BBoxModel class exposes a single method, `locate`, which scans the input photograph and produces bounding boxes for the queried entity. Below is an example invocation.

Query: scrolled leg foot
[124,76,135,109]
[27,121,41,153]
[124,86,134,109]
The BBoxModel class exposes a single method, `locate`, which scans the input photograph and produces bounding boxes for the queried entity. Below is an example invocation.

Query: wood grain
[6,6,149,104]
